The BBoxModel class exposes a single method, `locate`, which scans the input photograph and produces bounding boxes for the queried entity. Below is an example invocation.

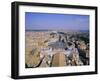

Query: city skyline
[25,12,89,31]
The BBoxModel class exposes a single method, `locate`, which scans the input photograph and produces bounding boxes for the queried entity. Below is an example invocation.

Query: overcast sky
[25,12,89,31]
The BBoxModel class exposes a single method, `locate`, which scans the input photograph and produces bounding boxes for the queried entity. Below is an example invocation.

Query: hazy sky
[25,12,89,30]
